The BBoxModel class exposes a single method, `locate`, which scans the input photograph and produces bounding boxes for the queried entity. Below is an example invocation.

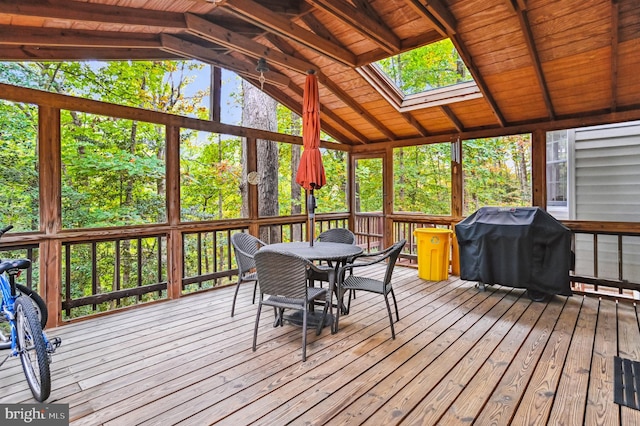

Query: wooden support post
[383,146,394,247]
[39,106,63,327]
[451,137,463,220]
[166,125,183,299]
[532,129,547,208]
[246,137,260,237]
[210,66,222,122]
[347,150,355,233]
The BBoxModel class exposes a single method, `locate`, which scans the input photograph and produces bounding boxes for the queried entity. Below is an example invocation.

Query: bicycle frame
[0,270,19,355]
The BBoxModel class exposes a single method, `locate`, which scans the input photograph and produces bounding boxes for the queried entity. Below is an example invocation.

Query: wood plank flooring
[2,264,640,425]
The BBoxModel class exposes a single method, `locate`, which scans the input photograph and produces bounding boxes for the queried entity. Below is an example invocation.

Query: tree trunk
[241,81,279,242]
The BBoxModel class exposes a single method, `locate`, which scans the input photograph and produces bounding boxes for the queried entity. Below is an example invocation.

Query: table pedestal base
[281,310,334,329]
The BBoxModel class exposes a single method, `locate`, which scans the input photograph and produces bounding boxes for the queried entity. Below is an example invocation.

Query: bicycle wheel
[15,284,48,329]
[15,296,51,402]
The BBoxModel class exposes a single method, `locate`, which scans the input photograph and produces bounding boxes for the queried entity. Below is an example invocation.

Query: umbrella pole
[308,188,315,246]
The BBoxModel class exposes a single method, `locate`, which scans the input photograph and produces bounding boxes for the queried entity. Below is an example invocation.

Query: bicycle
[0,225,61,402]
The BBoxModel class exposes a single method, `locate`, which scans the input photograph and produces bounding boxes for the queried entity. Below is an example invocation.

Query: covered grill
[455,207,572,297]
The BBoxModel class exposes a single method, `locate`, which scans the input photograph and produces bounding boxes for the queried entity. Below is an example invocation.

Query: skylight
[375,39,473,95]
[360,39,481,111]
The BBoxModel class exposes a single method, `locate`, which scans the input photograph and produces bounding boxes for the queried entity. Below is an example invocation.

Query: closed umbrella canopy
[296,70,326,191]
[296,70,325,245]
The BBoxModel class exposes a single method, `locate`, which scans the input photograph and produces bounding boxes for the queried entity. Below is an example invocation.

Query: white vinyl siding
[572,121,640,283]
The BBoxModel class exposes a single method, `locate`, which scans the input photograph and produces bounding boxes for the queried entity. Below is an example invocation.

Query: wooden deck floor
[2,264,640,425]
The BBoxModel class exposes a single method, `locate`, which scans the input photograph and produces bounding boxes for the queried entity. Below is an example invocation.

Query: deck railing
[564,221,640,300]
[3,215,349,321]
[354,213,384,252]
[4,215,640,323]
[61,233,168,319]
[0,243,39,292]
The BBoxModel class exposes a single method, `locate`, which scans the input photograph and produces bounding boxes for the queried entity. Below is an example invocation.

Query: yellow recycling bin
[413,228,453,281]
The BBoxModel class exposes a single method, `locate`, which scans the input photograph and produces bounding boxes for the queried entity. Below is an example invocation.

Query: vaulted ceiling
[1,0,639,147]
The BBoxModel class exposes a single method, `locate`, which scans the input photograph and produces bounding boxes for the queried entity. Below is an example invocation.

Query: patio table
[260,241,363,332]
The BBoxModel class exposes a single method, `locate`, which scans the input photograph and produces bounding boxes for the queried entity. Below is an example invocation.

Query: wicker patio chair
[311,228,357,288]
[316,228,356,245]
[230,232,267,317]
[335,239,407,339]
[253,250,331,362]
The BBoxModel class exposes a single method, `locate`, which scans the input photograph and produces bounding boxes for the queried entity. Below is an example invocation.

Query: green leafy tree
[377,39,471,95]
[0,100,39,231]
[463,135,532,214]
[394,143,451,215]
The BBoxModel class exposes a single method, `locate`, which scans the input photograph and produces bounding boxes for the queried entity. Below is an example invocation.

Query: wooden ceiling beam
[317,108,369,145]
[185,13,316,74]
[265,33,375,144]
[0,0,186,29]
[423,0,457,35]
[284,83,362,145]
[401,112,430,137]
[317,73,397,141]
[403,0,506,126]
[404,0,447,37]
[305,0,401,54]
[510,1,555,120]
[264,25,397,142]
[160,34,291,87]
[449,38,506,127]
[298,12,343,47]
[0,25,161,49]
[0,46,178,61]
[267,34,396,141]
[353,105,640,153]
[219,0,357,67]
[440,105,464,133]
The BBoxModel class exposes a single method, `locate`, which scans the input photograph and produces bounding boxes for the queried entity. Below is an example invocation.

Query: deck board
[2,264,640,425]
[587,298,619,425]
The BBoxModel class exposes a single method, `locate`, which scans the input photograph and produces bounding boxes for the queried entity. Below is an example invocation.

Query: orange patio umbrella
[296,70,326,246]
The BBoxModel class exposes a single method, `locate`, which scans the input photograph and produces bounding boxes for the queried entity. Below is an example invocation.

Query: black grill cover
[455,207,572,296]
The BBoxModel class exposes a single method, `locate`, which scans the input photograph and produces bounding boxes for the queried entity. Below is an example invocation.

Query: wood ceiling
[0,0,639,147]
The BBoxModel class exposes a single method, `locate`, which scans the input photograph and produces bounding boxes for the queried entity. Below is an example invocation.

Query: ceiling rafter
[403,0,448,37]
[0,25,162,48]
[219,0,357,67]
[407,0,506,127]
[0,46,176,61]
[356,30,445,66]
[265,33,371,144]
[401,112,430,137]
[305,0,401,54]
[298,11,343,47]
[285,83,363,145]
[267,84,355,145]
[184,13,316,74]
[440,105,464,133]
[508,0,555,120]
[261,17,398,142]
[0,0,187,29]
[317,73,398,141]
[422,0,457,35]
[160,34,291,87]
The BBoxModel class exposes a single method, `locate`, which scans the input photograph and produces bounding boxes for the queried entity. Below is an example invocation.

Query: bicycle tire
[15,296,51,402]
[15,284,48,329]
